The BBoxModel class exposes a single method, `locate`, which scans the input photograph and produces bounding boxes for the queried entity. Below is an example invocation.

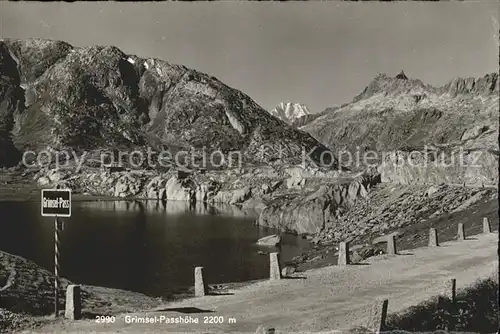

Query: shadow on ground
[152,307,214,314]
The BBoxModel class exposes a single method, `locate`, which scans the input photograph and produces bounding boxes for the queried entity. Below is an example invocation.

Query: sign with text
[41,189,71,217]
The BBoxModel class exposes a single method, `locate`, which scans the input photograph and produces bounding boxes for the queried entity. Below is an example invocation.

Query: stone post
[387,235,397,256]
[194,267,207,297]
[367,298,389,334]
[269,252,281,280]
[338,241,350,265]
[483,217,491,234]
[457,223,465,241]
[64,285,81,320]
[428,228,439,247]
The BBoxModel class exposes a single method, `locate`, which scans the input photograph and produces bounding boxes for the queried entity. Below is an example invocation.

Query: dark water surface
[0,200,310,298]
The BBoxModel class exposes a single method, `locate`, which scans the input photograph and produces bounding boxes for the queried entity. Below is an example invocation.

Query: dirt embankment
[0,249,165,333]
[291,183,498,272]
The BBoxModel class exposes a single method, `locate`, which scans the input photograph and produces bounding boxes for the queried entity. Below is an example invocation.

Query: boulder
[256,234,281,247]
[281,266,296,277]
[350,251,363,264]
[37,176,51,186]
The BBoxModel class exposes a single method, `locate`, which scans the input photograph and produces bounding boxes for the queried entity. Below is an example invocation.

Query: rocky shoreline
[29,163,379,233]
[0,165,498,334]
[1,161,498,333]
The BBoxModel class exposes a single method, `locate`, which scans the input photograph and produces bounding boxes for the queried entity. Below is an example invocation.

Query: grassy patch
[385,276,499,333]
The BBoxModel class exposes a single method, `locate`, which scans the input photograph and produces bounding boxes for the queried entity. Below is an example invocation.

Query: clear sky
[0,2,498,113]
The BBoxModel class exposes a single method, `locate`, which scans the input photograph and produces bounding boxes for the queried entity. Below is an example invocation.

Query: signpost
[41,189,71,317]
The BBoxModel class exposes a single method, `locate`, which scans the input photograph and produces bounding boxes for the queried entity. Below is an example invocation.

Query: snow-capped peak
[270,102,312,125]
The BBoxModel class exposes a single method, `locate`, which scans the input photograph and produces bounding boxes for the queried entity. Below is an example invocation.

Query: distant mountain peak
[396,70,408,80]
[269,102,312,125]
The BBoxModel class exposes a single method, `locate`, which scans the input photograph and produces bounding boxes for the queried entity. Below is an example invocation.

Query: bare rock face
[315,183,497,247]
[379,147,499,187]
[304,72,498,155]
[302,71,498,186]
[0,38,336,168]
[0,42,22,166]
[1,39,73,84]
[258,167,381,234]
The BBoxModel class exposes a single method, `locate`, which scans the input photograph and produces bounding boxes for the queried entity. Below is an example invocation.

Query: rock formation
[395,70,408,80]
[0,42,22,166]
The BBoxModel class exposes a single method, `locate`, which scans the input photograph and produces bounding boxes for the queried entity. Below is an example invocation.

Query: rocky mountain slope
[304,70,498,154]
[0,43,22,167]
[0,38,334,168]
[301,70,499,185]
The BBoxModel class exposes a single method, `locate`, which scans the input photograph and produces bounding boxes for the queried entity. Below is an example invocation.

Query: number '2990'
[95,315,116,323]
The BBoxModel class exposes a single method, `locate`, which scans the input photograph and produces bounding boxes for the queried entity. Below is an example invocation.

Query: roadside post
[41,189,71,317]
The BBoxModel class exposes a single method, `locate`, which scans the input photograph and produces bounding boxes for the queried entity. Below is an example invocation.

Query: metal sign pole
[54,215,60,317]
[42,189,70,317]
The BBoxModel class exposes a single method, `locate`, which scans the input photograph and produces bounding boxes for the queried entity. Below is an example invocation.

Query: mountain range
[302,70,499,155]
[0,39,497,173]
[0,39,333,168]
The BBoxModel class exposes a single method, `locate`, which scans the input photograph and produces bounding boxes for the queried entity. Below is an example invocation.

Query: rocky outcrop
[379,147,499,187]
[314,183,497,247]
[0,42,22,167]
[0,38,336,168]
[257,167,381,234]
[284,166,342,189]
[32,164,279,207]
[256,235,281,247]
[444,73,499,97]
[395,70,408,80]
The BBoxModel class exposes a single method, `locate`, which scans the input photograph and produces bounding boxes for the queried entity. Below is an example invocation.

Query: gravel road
[27,232,498,334]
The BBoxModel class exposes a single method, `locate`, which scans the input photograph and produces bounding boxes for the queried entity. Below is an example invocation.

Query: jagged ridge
[303,71,499,157]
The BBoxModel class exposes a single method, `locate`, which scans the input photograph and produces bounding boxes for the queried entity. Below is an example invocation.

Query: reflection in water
[78,199,261,219]
[0,200,310,298]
